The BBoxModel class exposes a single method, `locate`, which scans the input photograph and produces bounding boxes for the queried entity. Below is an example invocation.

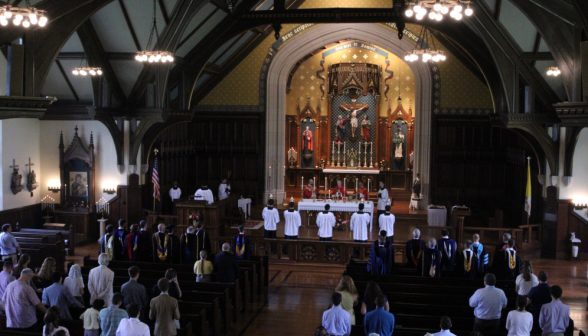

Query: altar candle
[356,179,358,194]
[367,180,370,201]
[302,176,304,189]
[325,177,327,198]
[269,166,271,177]
[344,178,346,195]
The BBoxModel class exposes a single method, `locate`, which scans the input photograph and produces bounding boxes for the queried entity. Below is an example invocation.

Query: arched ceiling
[0,0,584,112]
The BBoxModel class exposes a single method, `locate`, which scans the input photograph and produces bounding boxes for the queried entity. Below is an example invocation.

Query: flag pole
[527,156,531,226]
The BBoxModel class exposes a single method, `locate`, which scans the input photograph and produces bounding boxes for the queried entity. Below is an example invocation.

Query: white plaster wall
[2,118,41,210]
[40,120,127,204]
[560,128,588,202]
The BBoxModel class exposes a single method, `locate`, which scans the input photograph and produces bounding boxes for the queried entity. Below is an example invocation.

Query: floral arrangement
[318,156,327,167]
[379,158,388,170]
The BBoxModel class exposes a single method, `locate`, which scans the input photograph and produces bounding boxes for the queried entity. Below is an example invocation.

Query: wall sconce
[103,187,116,195]
[546,67,561,76]
[48,180,61,193]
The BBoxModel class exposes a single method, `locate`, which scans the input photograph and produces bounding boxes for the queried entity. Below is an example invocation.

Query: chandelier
[72,67,103,76]
[546,67,561,76]
[405,27,446,63]
[135,0,174,63]
[0,0,48,27]
[405,0,473,21]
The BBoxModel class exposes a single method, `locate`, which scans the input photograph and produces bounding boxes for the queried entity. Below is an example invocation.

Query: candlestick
[356,179,358,196]
[367,179,370,201]
[325,177,327,200]
[370,142,374,168]
[331,142,335,166]
[358,143,362,167]
[344,178,346,197]
[269,166,272,178]
[343,143,346,166]
[336,144,340,167]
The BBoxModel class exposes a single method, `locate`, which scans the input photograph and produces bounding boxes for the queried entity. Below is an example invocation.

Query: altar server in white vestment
[195,184,214,204]
[378,203,395,245]
[316,204,336,242]
[218,178,231,201]
[262,198,280,239]
[169,181,182,214]
[283,201,301,239]
[351,202,371,242]
[376,181,389,218]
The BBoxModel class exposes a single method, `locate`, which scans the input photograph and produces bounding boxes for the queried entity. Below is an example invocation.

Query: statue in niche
[335,114,350,143]
[302,126,313,154]
[360,115,371,143]
[394,125,405,159]
[340,105,368,138]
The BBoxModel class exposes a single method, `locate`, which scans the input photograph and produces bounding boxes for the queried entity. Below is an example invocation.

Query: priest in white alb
[262,198,280,239]
[169,181,182,214]
[376,181,389,217]
[316,204,336,242]
[194,183,214,204]
[218,178,231,201]
[350,202,371,242]
[283,200,301,239]
[378,202,395,245]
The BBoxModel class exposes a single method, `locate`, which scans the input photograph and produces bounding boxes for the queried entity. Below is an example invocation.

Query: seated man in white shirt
[432,316,457,336]
[194,184,214,205]
[116,303,150,336]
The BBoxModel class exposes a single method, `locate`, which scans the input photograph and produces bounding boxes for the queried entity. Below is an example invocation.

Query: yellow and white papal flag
[525,161,531,216]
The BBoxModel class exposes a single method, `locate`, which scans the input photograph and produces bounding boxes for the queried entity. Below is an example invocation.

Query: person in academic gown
[283,202,301,239]
[418,238,442,278]
[494,239,523,281]
[316,204,336,241]
[138,220,152,262]
[471,233,489,276]
[378,204,395,245]
[218,178,231,201]
[194,222,212,256]
[405,229,426,268]
[494,233,517,256]
[100,224,114,259]
[168,181,181,214]
[152,223,173,263]
[350,203,371,243]
[367,230,394,275]
[194,183,214,205]
[356,181,368,200]
[376,181,389,218]
[231,225,253,260]
[112,219,128,261]
[180,226,197,264]
[167,225,181,264]
[456,240,479,279]
[438,229,457,271]
[303,179,316,199]
[123,224,140,261]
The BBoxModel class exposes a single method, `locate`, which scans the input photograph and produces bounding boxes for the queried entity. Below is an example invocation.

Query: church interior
[0,0,586,335]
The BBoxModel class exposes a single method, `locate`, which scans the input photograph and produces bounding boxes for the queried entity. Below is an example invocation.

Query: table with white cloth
[297,199,375,231]
[238,198,252,218]
[427,206,447,226]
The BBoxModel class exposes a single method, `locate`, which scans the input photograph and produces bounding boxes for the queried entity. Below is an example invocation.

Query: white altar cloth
[298,199,374,231]
[428,206,447,226]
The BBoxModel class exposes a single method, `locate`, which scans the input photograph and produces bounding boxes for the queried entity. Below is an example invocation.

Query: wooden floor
[71,245,588,336]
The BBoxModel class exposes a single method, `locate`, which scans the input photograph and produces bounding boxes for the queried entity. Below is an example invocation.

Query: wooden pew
[18,227,75,255]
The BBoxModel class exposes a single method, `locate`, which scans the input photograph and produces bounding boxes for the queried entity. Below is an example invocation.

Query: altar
[298,199,375,231]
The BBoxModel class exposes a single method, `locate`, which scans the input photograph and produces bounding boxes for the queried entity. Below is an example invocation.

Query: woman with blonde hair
[515,260,538,297]
[36,257,56,289]
[335,275,358,325]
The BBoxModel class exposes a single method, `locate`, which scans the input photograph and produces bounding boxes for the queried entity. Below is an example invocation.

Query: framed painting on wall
[70,171,88,197]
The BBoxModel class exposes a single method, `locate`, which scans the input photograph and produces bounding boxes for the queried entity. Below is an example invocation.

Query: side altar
[285,62,415,202]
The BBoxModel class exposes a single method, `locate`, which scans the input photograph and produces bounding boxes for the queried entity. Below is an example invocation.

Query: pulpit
[175,199,228,252]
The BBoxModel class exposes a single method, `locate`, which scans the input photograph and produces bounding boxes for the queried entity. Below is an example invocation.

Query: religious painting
[391,120,407,171]
[70,172,88,197]
[300,117,315,168]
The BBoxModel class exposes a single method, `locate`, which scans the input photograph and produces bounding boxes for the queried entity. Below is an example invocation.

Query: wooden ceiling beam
[118,0,142,51]
[158,0,170,25]
[55,59,79,102]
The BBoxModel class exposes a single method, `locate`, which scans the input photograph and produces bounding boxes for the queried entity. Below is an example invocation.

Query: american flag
[152,157,160,201]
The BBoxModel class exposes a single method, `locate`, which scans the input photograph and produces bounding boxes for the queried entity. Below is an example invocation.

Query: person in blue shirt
[364,294,395,336]
[322,292,351,336]
[472,234,489,276]
[469,273,508,332]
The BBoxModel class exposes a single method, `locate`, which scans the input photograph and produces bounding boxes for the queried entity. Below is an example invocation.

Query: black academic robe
[405,239,426,268]
[138,230,152,262]
[231,233,253,260]
[112,228,128,261]
[495,249,523,281]
[438,237,457,271]
[194,230,212,255]
[123,232,140,261]
[169,234,181,264]
[456,249,480,279]
[418,248,442,278]
[152,232,173,263]
[180,233,197,264]
[367,241,394,275]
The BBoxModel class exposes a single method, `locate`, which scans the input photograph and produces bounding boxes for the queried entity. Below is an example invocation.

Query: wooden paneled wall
[145,113,265,214]
[543,198,588,260]
[431,116,543,227]
[0,203,43,229]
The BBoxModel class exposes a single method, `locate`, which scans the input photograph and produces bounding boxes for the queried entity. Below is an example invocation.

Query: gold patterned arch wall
[286,41,416,118]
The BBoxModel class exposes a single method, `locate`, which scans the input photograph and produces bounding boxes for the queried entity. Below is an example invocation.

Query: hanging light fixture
[72,67,103,76]
[405,0,473,21]
[0,0,48,27]
[404,26,446,63]
[135,0,174,63]
[546,66,561,76]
